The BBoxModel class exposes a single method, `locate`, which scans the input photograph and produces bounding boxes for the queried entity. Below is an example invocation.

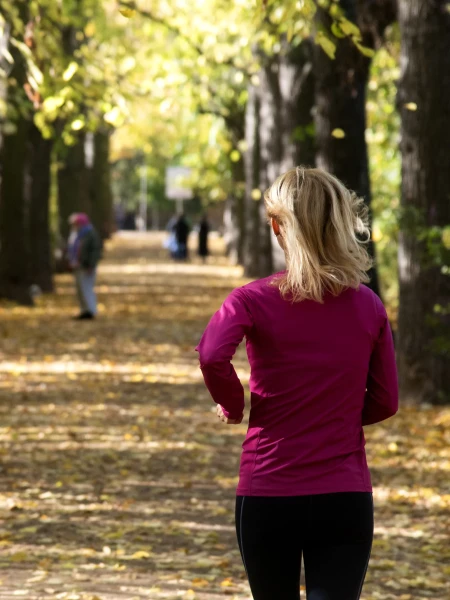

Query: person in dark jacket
[198,215,210,263]
[173,213,190,260]
[68,213,102,320]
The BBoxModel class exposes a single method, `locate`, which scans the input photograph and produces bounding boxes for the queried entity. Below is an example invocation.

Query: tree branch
[119,0,247,73]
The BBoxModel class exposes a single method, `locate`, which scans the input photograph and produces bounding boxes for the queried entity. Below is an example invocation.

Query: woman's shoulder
[232,272,284,302]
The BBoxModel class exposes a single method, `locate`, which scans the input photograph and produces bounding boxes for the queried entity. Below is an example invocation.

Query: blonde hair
[264,167,373,303]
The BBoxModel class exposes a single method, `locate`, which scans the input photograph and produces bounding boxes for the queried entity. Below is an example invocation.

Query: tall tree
[397,0,450,404]
[0,1,33,305]
[313,0,396,297]
[243,84,263,278]
[243,37,316,276]
[57,133,90,241]
[90,129,114,240]
[28,125,53,292]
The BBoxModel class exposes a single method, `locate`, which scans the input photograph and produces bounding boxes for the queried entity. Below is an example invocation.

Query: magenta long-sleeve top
[196,275,398,497]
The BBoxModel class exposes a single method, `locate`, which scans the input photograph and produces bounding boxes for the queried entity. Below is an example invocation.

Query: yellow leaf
[119,8,136,18]
[71,118,85,131]
[19,526,38,534]
[104,107,123,127]
[192,578,209,587]
[11,552,28,563]
[355,42,375,58]
[84,22,96,37]
[63,61,78,82]
[372,225,383,243]
[230,150,241,163]
[443,227,450,249]
[331,22,345,39]
[339,17,361,40]
[220,578,233,587]
[316,32,336,60]
[331,128,346,139]
[404,102,418,111]
[131,550,151,559]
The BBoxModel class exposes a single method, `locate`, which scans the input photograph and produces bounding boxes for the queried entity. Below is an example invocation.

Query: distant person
[196,167,398,600]
[67,213,102,320]
[173,213,190,260]
[198,215,210,263]
[164,214,179,258]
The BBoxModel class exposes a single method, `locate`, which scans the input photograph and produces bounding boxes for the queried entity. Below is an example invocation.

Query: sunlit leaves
[355,42,375,58]
[315,31,336,59]
[331,127,345,139]
[104,106,124,126]
[230,150,241,162]
[404,102,418,111]
[338,16,361,39]
[70,117,85,131]
[118,8,136,19]
[331,21,345,38]
[62,61,79,82]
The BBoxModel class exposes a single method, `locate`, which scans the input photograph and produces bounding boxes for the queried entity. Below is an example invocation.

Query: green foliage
[0,0,412,316]
[366,27,401,314]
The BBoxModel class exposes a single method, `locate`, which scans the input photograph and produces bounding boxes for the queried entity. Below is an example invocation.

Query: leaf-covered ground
[0,232,449,600]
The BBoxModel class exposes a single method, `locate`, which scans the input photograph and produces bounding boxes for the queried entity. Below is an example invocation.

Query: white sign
[165,166,193,200]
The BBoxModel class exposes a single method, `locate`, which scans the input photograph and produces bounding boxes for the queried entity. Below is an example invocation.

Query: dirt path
[0,233,448,600]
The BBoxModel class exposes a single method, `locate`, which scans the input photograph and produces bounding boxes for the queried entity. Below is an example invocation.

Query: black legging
[236,493,373,600]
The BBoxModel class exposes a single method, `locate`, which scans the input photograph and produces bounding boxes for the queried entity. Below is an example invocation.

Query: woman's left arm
[196,289,253,421]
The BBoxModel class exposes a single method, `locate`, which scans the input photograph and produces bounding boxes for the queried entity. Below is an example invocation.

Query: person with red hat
[67,213,102,320]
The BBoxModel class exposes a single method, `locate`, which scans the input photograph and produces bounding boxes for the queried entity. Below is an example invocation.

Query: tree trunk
[243,85,263,278]
[313,1,380,296]
[57,133,90,241]
[226,155,246,265]
[279,38,316,172]
[397,0,450,405]
[0,1,33,305]
[221,107,246,265]
[257,58,282,276]
[29,125,53,292]
[273,38,316,271]
[90,129,113,240]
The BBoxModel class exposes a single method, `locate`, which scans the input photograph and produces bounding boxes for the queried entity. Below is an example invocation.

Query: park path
[0,232,449,600]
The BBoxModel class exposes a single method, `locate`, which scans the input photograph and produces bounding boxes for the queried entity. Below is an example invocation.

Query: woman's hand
[216,404,244,425]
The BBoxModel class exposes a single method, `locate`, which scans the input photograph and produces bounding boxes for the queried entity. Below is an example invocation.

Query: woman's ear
[271,218,281,237]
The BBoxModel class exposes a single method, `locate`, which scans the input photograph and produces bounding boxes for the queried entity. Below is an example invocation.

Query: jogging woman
[196,167,398,600]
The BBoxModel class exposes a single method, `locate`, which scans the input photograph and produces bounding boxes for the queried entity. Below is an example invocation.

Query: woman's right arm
[196,289,253,421]
[362,307,399,426]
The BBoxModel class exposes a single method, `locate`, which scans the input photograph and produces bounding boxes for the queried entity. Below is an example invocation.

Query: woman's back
[197,276,397,496]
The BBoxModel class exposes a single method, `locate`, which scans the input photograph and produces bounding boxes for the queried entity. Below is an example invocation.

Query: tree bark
[258,58,282,276]
[227,155,246,265]
[279,38,316,172]
[29,125,53,292]
[57,133,90,241]
[313,0,396,296]
[274,37,316,271]
[221,107,246,265]
[243,84,263,278]
[90,129,113,240]
[0,1,33,305]
[397,0,450,404]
